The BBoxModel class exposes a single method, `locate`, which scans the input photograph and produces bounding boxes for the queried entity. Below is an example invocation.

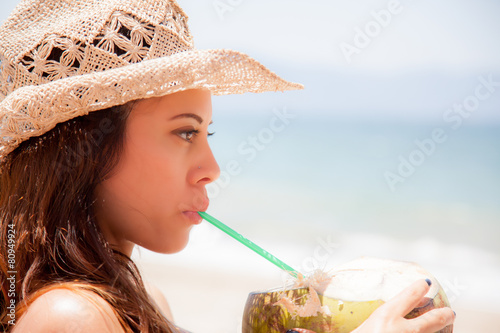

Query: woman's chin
[144,233,191,254]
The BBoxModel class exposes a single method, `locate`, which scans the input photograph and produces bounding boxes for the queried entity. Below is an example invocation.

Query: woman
[0,0,454,332]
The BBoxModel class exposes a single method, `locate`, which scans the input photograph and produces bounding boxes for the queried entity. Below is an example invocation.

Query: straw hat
[0,0,303,159]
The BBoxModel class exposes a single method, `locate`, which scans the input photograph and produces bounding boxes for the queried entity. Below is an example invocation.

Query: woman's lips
[183,211,203,224]
[181,195,209,225]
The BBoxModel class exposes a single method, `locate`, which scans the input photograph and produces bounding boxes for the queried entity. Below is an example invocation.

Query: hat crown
[0,0,194,101]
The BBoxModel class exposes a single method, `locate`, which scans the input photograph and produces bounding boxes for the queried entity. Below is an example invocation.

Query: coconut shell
[242,257,453,333]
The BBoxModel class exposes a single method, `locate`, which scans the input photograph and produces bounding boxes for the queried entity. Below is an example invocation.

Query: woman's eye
[178,129,199,142]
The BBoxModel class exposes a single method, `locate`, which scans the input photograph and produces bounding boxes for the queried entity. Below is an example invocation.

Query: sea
[133,110,500,315]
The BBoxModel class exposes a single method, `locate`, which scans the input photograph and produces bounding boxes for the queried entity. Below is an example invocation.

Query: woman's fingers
[382,279,432,317]
[407,307,455,332]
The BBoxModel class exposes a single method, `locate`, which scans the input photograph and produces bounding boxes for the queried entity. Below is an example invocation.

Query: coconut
[242,257,453,333]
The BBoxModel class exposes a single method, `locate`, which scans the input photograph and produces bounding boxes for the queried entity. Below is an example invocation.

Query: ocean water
[206,111,500,252]
[135,110,500,313]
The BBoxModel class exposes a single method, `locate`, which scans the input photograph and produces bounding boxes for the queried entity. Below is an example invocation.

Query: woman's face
[95,89,220,256]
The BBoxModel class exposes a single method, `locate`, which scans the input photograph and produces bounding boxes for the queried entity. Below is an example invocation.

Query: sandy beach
[135,260,500,333]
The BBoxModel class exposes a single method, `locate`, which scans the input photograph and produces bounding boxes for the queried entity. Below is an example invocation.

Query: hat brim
[0,48,303,158]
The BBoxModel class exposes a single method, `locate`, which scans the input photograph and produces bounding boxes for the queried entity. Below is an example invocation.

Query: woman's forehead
[130,89,212,121]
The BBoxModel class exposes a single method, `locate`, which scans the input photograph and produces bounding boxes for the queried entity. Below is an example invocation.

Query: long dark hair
[0,102,174,332]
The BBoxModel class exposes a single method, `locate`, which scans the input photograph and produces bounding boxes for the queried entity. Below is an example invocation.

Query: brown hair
[0,103,174,332]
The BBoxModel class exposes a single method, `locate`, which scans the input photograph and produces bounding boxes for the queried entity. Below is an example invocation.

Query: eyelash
[178,129,215,143]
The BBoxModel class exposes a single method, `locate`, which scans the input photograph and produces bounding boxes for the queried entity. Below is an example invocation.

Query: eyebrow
[169,113,203,124]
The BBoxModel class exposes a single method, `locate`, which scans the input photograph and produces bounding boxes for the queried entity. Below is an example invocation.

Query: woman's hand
[352,279,455,333]
[287,279,455,333]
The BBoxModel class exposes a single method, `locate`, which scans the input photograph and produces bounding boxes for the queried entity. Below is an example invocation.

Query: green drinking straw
[198,211,299,278]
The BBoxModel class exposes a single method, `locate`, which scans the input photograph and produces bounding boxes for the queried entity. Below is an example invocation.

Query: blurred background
[2,0,499,332]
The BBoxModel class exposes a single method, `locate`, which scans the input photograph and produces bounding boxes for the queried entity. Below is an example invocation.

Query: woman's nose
[193,144,220,185]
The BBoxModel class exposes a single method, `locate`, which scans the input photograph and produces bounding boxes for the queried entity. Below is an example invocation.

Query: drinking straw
[198,211,299,278]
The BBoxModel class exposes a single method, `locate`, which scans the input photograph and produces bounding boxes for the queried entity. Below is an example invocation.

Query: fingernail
[425,278,432,286]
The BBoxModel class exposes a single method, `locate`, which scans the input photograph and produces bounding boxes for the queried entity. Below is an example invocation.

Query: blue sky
[1,0,499,121]
[178,0,500,72]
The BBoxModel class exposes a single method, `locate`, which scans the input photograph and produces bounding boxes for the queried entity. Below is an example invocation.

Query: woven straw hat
[0,0,303,159]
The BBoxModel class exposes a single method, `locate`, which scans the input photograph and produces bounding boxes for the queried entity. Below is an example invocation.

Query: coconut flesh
[242,257,453,333]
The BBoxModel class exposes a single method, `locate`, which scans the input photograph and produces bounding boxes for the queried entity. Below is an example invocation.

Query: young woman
[0,0,454,332]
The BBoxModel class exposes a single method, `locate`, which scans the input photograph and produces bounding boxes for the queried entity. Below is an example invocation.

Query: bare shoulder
[144,281,174,322]
[13,288,124,333]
